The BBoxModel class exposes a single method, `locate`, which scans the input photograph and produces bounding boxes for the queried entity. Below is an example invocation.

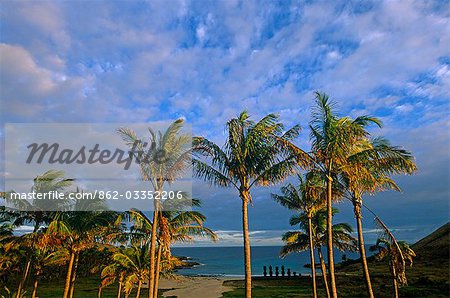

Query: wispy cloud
[177,229,286,247]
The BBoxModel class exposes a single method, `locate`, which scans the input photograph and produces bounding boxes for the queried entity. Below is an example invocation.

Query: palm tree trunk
[31,274,39,298]
[16,258,31,298]
[97,286,102,298]
[69,253,79,298]
[308,215,318,298]
[20,220,41,298]
[148,207,159,298]
[391,263,399,298]
[326,169,337,298]
[153,243,163,298]
[241,193,252,298]
[353,197,374,298]
[393,278,399,298]
[63,252,76,298]
[318,247,331,298]
[136,280,142,298]
[117,273,124,298]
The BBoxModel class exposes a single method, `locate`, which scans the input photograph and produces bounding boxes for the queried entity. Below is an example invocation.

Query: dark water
[171,246,362,277]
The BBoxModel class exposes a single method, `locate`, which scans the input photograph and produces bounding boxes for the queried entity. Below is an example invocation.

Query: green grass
[4,256,447,298]
[337,256,449,298]
[223,278,327,298]
[223,285,314,298]
[6,276,169,298]
[221,265,449,298]
[20,277,122,298]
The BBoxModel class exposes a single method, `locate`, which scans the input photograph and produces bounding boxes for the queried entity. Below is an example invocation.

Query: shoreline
[155,275,315,298]
[157,276,235,298]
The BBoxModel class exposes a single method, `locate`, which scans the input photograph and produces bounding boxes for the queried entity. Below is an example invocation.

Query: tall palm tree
[118,119,192,298]
[155,205,217,297]
[309,92,384,297]
[129,199,217,298]
[280,208,357,298]
[193,111,309,297]
[342,136,416,297]
[272,173,326,298]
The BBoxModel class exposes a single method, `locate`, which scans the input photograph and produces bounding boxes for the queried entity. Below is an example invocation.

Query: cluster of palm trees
[0,118,216,298]
[272,174,357,297]
[1,91,417,298]
[0,173,124,298]
[192,92,416,298]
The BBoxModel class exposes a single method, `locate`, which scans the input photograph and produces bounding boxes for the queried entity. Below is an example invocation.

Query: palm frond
[192,159,234,188]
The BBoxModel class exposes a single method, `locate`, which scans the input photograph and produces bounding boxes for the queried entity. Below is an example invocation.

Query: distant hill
[338,222,450,270]
[412,222,449,262]
[337,222,449,297]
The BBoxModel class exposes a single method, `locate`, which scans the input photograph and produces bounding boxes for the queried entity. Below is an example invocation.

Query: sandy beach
[158,276,235,298]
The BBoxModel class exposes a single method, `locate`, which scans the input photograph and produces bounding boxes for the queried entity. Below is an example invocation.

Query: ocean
[171,246,363,277]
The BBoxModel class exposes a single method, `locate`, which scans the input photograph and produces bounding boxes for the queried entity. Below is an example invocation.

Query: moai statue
[281,265,285,277]
[263,266,267,277]
[275,266,279,277]
[293,272,297,277]
[269,265,273,277]
[287,268,291,277]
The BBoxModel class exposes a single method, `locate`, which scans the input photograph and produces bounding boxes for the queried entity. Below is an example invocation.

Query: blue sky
[1,0,449,246]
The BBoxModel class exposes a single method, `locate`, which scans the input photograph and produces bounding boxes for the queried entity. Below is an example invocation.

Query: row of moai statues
[263,265,299,277]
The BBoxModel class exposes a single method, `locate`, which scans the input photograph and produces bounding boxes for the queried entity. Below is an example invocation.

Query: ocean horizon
[172,246,365,277]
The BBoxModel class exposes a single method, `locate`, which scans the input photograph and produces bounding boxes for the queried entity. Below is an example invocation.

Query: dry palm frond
[373,216,415,286]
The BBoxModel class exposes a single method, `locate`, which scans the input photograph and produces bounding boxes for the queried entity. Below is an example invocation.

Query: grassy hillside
[224,223,450,297]
[337,222,450,297]
[412,222,449,261]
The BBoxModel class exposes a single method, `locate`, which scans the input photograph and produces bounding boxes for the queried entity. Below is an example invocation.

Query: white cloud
[177,229,285,246]
[395,104,414,113]
[1,1,449,242]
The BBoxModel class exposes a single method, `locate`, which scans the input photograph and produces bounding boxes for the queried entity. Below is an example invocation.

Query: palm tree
[370,238,415,298]
[112,245,150,298]
[2,229,62,298]
[4,170,74,231]
[47,208,117,298]
[155,205,217,295]
[315,208,357,298]
[129,199,217,298]
[193,111,309,297]
[101,259,129,298]
[280,208,357,298]
[309,92,385,297]
[368,216,415,298]
[3,170,74,298]
[0,213,14,238]
[341,136,416,297]
[0,212,20,290]
[272,173,326,298]
[19,233,61,298]
[118,119,192,298]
